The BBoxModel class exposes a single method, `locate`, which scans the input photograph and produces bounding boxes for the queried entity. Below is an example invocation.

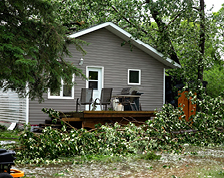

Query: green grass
[71,154,127,164]
[0,129,21,150]
[0,130,20,140]
[14,145,224,178]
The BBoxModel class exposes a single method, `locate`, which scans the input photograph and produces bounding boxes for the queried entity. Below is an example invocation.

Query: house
[0,88,28,124]
[0,22,180,125]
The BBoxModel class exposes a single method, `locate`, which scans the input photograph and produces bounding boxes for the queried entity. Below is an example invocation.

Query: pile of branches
[16,118,182,163]
[16,91,224,163]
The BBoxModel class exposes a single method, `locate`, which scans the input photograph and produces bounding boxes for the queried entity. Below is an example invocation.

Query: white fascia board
[69,22,112,38]
[69,22,181,69]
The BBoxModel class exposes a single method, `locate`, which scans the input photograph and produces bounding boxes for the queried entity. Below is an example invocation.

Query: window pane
[48,75,74,99]
[89,71,98,80]
[50,90,60,96]
[129,71,139,83]
[89,81,98,90]
[63,85,72,97]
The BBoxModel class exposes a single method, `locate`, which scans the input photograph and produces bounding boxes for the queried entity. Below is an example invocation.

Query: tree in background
[0,0,86,102]
[1,0,223,101]
[204,4,224,97]
[204,62,224,98]
[53,0,224,95]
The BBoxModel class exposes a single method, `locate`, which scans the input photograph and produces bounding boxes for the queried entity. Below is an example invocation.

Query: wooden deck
[60,111,156,129]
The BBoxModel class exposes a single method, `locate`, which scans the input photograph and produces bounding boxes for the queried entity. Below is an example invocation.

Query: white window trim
[48,74,75,99]
[128,69,141,85]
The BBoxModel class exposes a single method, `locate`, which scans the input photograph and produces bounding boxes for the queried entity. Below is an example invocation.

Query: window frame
[128,69,141,85]
[48,75,75,99]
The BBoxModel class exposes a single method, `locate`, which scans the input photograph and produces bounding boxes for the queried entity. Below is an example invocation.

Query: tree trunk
[198,0,205,82]
[146,0,180,65]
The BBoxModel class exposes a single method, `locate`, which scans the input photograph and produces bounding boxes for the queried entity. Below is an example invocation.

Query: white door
[86,67,103,110]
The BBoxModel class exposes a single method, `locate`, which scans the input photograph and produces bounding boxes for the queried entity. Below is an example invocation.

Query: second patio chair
[94,88,113,110]
[76,88,93,112]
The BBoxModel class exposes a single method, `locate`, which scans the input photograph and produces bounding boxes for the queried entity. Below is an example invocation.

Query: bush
[0,125,7,131]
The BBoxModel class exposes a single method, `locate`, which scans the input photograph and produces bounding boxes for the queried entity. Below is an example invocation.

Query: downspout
[25,83,29,124]
[163,68,166,105]
[26,95,29,124]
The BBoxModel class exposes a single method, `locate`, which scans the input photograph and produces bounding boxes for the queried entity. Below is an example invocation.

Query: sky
[204,0,223,12]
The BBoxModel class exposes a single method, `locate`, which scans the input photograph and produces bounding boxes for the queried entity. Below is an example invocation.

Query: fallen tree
[15,88,224,164]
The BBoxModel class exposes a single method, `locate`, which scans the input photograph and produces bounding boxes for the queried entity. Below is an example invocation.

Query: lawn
[13,145,224,178]
[0,127,223,178]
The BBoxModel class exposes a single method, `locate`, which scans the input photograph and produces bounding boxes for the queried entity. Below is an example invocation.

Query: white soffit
[69,22,181,69]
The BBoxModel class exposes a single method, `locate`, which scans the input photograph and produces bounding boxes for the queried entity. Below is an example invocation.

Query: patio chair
[94,88,113,110]
[76,88,93,112]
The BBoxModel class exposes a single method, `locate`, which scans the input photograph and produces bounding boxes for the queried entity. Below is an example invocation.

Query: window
[48,75,74,99]
[88,71,98,90]
[128,69,141,85]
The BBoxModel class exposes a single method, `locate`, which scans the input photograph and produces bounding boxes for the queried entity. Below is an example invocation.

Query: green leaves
[1,0,223,102]
[17,90,224,164]
[204,63,224,97]
[57,0,224,92]
[0,0,86,102]
[155,88,224,147]
[16,120,182,163]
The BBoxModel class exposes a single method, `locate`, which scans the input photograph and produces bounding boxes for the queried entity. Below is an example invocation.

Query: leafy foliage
[1,0,223,101]
[138,151,161,160]
[53,0,223,78]
[204,63,224,97]
[0,0,86,102]
[16,87,224,164]
[16,122,181,164]
[51,0,224,96]
[156,90,224,146]
[0,124,7,131]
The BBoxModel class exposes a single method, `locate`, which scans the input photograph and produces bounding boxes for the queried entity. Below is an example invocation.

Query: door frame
[86,66,104,110]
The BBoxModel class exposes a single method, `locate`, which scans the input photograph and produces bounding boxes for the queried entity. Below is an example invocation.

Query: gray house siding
[29,28,165,125]
[72,28,165,109]
[0,88,28,124]
[29,94,77,125]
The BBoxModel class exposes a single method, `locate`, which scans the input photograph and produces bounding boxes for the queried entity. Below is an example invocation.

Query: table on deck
[112,95,142,111]
[113,95,141,98]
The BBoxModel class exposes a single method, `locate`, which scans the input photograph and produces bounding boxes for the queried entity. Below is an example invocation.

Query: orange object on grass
[10,169,24,178]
